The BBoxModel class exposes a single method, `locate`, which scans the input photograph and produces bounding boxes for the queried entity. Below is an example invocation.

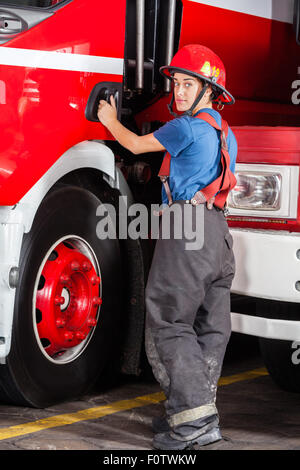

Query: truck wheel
[0,185,123,407]
[259,338,300,393]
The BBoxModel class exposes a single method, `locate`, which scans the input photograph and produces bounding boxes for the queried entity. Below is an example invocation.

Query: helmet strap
[167,93,179,117]
[185,83,209,116]
[167,83,209,118]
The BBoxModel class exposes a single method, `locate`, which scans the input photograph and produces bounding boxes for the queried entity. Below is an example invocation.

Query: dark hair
[199,79,220,102]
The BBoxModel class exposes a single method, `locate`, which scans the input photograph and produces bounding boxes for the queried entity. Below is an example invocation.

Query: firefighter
[98,44,237,450]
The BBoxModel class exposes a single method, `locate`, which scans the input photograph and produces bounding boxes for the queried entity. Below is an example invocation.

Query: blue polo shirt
[153,108,238,204]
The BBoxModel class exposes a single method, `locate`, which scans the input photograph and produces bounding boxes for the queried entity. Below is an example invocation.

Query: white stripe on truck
[0,47,124,74]
[188,0,294,24]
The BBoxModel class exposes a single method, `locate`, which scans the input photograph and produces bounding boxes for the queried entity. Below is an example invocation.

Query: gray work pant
[145,201,235,438]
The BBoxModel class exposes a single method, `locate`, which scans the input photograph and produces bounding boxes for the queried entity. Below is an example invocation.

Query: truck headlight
[228,172,282,210]
[227,164,299,219]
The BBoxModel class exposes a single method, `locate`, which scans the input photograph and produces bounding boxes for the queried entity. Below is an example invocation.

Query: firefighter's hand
[97,95,117,127]
[206,196,216,210]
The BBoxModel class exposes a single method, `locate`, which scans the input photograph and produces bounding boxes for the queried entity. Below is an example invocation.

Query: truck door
[0,0,126,206]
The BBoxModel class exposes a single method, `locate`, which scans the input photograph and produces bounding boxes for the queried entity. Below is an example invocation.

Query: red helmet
[160,44,234,106]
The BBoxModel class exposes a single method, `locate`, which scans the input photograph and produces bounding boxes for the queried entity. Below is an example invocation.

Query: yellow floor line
[218,367,268,386]
[0,367,268,441]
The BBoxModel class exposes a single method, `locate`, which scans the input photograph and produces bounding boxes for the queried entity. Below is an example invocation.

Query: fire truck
[0,0,299,407]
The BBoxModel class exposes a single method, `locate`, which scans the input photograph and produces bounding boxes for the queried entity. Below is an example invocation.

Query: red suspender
[157,112,236,209]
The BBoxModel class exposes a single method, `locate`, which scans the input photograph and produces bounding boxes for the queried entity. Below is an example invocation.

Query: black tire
[0,185,123,407]
[259,338,300,393]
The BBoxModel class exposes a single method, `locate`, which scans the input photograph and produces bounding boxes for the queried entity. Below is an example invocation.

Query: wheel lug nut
[56,318,66,328]
[82,261,92,272]
[93,296,102,307]
[54,295,65,306]
[75,331,86,340]
[64,331,74,342]
[71,260,80,271]
[87,318,97,328]
[90,275,101,285]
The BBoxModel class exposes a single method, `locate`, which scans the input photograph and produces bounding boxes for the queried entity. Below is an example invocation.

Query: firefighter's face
[173,72,210,112]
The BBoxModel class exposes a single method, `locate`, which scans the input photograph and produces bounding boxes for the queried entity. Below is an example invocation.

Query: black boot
[152,426,222,450]
[152,415,170,433]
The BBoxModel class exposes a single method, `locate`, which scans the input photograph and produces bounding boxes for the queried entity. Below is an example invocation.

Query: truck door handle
[85,82,122,122]
[0,13,23,35]
[98,88,119,110]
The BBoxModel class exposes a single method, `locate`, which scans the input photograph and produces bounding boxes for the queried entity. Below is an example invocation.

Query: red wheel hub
[35,242,101,357]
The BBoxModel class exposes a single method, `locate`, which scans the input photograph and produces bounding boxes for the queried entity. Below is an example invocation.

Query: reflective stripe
[188,0,294,24]
[168,403,217,427]
[0,47,124,74]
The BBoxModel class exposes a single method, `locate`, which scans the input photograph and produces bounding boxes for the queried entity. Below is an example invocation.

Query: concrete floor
[0,333,299,453]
